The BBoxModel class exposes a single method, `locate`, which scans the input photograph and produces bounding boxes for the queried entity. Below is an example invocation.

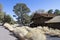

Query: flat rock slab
[0,26,17,40]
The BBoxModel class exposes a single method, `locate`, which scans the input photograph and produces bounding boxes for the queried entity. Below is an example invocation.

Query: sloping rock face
[3,23,60,40]
[25,28,46,40]
[3,23,14,32]
[13,27,28,37]
[12,26,46,40]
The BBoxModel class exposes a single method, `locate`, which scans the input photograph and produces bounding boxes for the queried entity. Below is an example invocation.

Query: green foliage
[13,3,30,25]
[10,18,17,24]
[0,4,16,24]
[23,13,31,24]
[0,12,4,22]
[3,14,16,24]
[13,3,30,16]
[48,9,53,14]
[3,14,11,23]
[54,9,60,14]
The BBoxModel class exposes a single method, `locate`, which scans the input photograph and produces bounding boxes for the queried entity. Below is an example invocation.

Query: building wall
[47,23,60,29]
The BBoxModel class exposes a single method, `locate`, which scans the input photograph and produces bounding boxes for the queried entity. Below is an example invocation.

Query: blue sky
[0,0,60,21]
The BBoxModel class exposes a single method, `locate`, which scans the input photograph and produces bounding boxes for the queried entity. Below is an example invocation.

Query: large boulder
[42,27,50,34]
[25,28,46,40]
[47,28,60,37]
[53,29,60,37]
[11,24,20,28]
[13,27,28,38]
[13,26,46,40]
[37,26,43,30]
[37,26,50,34]
[4,23,14,32]
[49,28,56,35]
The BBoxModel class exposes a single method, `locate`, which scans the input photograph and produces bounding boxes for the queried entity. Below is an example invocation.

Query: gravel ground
[0,26,17,40]
[47,35,60,40]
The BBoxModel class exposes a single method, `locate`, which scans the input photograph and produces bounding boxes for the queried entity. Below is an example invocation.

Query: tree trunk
[21,13,24,26]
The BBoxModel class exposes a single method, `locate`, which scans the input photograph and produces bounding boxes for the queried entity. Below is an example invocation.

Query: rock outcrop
[4,23,14,32]
[3,23,60,40]
[25,28,46,40]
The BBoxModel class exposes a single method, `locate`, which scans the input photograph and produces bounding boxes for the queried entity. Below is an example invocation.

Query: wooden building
[45,16,60,29]
[30,13,59,27]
